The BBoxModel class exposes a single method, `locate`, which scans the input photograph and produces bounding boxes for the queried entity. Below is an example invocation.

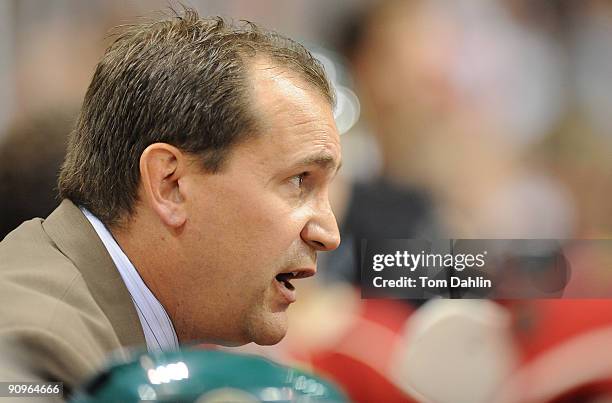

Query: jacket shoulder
[0,219,124,386]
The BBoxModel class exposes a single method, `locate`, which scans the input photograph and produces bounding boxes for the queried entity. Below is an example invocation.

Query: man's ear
[139,143,188,228]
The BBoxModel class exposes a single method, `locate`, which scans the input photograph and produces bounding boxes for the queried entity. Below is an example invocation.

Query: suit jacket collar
[42,199,146,348]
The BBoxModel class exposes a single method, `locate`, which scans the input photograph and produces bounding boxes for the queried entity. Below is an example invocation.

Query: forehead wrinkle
[260,87,320,125]
[295,152,342,174]
[287,113,333,134]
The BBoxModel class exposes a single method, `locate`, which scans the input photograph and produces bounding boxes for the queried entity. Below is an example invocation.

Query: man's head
[58,9,341,346]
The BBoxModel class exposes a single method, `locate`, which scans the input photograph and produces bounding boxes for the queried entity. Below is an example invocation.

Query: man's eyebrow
[295,153,342,174]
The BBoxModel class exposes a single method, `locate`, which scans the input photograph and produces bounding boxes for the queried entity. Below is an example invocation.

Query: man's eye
[290,172,309,188]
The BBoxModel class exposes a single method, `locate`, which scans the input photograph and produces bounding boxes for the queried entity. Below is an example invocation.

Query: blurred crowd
[2,0,612,402]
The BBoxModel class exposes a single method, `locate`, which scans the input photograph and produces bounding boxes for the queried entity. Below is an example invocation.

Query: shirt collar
[80,207,179,352]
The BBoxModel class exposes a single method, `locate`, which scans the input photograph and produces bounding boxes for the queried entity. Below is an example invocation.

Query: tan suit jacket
[0,199,146,398]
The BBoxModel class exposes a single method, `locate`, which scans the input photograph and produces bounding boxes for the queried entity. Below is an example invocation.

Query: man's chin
[253,331,286,346]
[247,312,288,345]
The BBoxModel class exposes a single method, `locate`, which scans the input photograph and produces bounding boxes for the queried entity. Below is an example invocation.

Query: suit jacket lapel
[42,199,146,348]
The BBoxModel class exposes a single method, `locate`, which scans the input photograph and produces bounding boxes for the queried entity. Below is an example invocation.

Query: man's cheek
[240,202,297,243]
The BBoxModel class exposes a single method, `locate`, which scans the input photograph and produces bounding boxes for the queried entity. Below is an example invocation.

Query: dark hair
[58,8,334,227]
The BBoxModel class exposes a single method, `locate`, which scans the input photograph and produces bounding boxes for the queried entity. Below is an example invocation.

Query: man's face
[172,59,341,345]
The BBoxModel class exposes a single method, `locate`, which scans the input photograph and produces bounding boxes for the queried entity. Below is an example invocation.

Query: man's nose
[301,200,341,252]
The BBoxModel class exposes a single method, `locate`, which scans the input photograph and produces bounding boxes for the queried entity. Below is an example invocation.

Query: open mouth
[275,272,296,291]
[274,269,315,292]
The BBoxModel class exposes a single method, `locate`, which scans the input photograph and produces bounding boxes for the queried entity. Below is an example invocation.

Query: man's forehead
[248,58,333,116]
[245,57,341,160]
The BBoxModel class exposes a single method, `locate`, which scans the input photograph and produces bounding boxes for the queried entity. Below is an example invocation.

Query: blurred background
[1,0,612,402]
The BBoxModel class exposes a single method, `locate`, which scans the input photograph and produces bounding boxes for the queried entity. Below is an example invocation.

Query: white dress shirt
[81,208,179,352]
